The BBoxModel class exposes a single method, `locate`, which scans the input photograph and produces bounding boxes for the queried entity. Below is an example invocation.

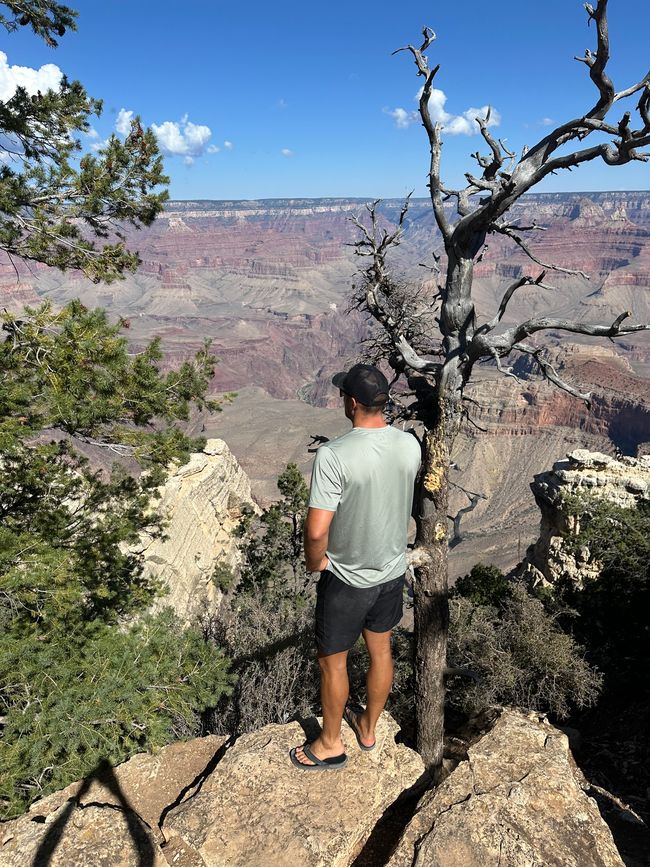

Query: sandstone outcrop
[162,712,424,867]
[388,708,624,867]
[2,710,627,867]
[139,439,258,622]
[520,449,650,588]
[0,715,423,867]
[0,736,226,866]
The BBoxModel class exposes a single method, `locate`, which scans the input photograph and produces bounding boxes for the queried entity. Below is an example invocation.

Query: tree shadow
[30,759,156,867]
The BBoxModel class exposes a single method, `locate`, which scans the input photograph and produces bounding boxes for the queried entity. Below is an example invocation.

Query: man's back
[309,426,421,587]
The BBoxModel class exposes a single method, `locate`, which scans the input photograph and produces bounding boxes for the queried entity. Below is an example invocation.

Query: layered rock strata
[388,708,624,867]
[138,439,258,622]
[520,449,650,588]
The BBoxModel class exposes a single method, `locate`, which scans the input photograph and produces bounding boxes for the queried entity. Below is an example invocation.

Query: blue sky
[3,0,649,199]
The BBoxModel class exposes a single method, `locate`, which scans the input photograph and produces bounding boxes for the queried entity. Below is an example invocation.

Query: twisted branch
[491,223,591,279]
[393,28,450,241]
[351,199,442,376]
[512,341,593,407]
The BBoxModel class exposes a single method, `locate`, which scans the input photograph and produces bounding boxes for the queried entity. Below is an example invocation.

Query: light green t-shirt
[308,425,421,588]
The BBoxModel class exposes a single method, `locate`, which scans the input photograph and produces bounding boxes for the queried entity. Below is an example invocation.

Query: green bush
[0,301,233,819]
[447,583,602,719]
[451,562,512,607]
[237,463,310,597]
[556,496,650,680]
[0,612,232,819]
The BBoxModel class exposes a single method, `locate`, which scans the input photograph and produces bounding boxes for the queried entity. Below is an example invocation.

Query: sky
[2,0,649,200]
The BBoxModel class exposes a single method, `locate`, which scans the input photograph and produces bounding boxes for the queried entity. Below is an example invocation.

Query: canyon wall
[2,191,649,575]
[137,439,258,623]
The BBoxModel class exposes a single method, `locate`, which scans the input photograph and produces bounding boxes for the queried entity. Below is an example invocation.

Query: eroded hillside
[2,192,648,575]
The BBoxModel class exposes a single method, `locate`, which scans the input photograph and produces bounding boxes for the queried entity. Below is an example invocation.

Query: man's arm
[304,507,335,572]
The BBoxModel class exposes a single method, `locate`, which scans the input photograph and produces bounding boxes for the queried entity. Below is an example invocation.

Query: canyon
[1,191,648,576]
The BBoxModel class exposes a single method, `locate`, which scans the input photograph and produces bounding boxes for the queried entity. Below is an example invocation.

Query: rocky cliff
[388,708,624,867]
[520,449,650,588]
[138,439,258,622]
[0,709,625,867]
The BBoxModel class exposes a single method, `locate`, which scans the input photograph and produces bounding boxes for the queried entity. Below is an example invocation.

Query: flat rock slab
[0,735,226,866]
[162,712,424,867]
[0,803,168,867]
[388,708,624,867]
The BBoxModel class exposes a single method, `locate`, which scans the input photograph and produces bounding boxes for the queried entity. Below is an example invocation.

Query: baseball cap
[331,363,389,407]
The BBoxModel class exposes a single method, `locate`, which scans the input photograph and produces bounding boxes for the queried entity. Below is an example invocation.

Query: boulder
[0,735,226,866]
[0,804,167,867]
[387,708,624,867]
[162,712,424,867]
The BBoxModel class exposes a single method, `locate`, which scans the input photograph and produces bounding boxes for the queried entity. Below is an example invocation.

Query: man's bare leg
[293,649,348,765]
[353,628,394,747]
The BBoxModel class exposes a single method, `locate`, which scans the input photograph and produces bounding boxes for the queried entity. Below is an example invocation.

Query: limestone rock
[0,804,168,867]
[138,439,259,622]
[0,736,225,866]
[162,713,424,867]
[388,708,624,867]
[519,450,650,588]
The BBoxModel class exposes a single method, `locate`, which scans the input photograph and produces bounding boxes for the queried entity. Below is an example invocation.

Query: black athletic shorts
[315,569,405,656]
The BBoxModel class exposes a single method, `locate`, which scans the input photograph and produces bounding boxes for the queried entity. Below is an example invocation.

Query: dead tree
[353,0,650,774]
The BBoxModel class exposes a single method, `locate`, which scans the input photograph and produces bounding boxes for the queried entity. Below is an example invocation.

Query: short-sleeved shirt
[308,426,421,588]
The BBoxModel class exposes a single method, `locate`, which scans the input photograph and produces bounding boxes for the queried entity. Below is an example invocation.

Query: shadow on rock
[31,759,155,867]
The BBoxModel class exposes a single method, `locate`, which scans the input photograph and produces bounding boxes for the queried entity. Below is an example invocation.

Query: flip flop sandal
[289,743,348,770]
[343,702,376,751]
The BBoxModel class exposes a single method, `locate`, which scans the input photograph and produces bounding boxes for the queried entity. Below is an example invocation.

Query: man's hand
[304,507,335,572]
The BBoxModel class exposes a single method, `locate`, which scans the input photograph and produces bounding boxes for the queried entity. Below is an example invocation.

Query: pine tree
[238,463,310,597]
[0,4,234,818]
[0,1,168,282]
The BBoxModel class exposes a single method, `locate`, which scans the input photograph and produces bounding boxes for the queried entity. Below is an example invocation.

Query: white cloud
[207,144,220,154]
[91,138,110,152]
[0,50,62,102]
[281,148,294,157]
[443,105,501,136]
[86,126,100,140]
[223,140,233,150]
[384,107,416,129]
[183,155,194,166]
[151,116,212,158]
[386,87,501,136]
[540,117,554,126]
[115,108,134,136]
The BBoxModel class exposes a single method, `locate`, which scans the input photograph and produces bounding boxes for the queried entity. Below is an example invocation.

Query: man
[290,363,421,769]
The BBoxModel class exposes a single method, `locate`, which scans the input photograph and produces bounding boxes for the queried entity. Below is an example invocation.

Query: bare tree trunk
[413,426,451,774]
[413,253,470,773]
